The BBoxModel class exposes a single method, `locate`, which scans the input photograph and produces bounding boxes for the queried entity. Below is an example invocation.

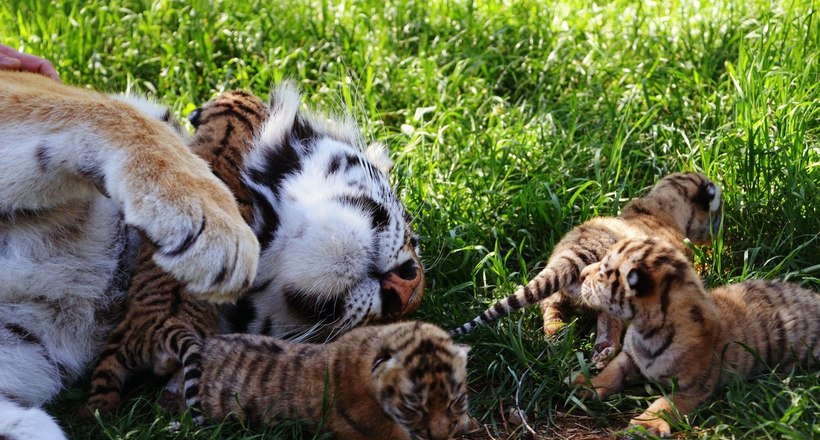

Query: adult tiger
[0,73,423,440]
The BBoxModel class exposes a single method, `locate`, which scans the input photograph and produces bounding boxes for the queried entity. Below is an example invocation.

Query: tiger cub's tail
[450,258,573,336]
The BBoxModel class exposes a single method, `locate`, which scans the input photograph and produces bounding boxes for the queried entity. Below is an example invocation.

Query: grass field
[2,0,819,438]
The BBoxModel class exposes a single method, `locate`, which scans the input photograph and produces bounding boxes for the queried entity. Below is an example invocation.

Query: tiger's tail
[449,260,573,336]
[162,325,207,425]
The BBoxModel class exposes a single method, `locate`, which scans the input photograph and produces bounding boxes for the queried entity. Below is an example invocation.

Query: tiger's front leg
[629,393,704,438]
[0,72,259,302]
[574,350,639,400]
[591,312,624,368]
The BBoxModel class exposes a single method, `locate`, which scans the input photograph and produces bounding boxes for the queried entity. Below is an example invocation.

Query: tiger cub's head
[623,172,722,244]
[371,322,470,440]
[216,82,424,341]
[579,237,706,321]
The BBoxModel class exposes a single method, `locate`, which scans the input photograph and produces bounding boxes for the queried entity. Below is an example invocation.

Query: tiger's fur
[575,237,819,436]
[225,82,425,342]
[87,84,426,417]
[197,322,470,440]
[451,172,722,363]
[85,90,268,417]
[0,71,258,440]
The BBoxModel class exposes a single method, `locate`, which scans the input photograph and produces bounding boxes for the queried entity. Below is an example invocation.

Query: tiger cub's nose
[380,262,424,320]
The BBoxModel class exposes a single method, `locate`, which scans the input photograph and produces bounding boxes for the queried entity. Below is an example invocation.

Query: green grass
[3,0,819,438]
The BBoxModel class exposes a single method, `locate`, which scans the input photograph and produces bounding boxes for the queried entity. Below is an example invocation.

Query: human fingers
[0,44,61,82]
[0,53,23,70]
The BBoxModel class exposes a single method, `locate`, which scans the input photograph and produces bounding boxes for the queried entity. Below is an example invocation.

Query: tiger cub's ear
[365,143,394,175]
[454,344,471,359]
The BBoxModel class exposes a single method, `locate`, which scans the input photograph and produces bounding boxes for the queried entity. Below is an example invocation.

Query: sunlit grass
[2,0,818,438]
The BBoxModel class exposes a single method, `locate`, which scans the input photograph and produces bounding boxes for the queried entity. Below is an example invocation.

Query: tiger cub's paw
[571,373,598,399]
[629,413,672,438]
[543,319,567,336]
[127,171,259,302]
[591,345,615,369]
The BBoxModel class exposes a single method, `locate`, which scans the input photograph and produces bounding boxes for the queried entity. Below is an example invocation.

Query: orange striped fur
[451,172,722,365]
[198,322,470,440]
[576,237,819,436]
[85,91,267,417]
[0,71,258,302]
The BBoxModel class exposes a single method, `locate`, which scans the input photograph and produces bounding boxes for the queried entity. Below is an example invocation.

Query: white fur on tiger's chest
[0,196,132,386]
[623,329,681,384]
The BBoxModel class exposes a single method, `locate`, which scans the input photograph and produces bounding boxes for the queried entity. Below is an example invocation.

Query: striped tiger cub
[575,237,819,436]
[451,172,722,364]
[197,322,470,440]
[85,90,268,416]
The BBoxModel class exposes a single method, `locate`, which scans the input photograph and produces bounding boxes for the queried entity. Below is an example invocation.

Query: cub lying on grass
[575,237,819,436]
[190,321,470,440]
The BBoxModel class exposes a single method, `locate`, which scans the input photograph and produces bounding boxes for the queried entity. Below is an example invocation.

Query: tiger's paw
[83,394,120,418]
[0,401,67,440]
[629,413,672,438]
[543,319,567,337]
[591,344,615,369]
[571,373,599,400]
[126,173,260,302]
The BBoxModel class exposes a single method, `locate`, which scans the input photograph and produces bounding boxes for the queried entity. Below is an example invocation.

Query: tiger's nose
[380,263,424,320]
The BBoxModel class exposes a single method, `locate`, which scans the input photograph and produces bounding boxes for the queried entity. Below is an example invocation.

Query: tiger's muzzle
[379,263,424,320]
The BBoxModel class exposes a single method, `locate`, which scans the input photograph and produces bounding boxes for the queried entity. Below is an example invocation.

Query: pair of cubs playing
[451,172,819,436]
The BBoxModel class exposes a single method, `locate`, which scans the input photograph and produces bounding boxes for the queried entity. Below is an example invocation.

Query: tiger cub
[451,173,722,363]
[575,237,819,436]
[196,322,470,440]
[86,90,267,416]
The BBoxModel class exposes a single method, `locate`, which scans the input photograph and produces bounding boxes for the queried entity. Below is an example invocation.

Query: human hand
[0,45,60,82]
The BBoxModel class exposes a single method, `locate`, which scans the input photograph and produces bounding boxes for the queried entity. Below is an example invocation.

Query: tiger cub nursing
[86,90,268,416]
[451,172,722,364]
[575,237,819,436]
[197,322,470,440]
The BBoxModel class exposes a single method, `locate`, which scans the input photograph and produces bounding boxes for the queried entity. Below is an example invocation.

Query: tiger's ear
[454,344,471,360]
[365,143,394,175]
[260,81,301,147]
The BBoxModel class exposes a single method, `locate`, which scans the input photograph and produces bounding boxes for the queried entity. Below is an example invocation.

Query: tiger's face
[647,172,723,244]
[579,237,695,320]
[222,83,424,341]
[372,324,470,440]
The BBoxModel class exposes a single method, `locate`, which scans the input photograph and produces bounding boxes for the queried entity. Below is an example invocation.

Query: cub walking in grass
[451,172,722,365]
[575,237,819,436]
[197,322,470,440]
